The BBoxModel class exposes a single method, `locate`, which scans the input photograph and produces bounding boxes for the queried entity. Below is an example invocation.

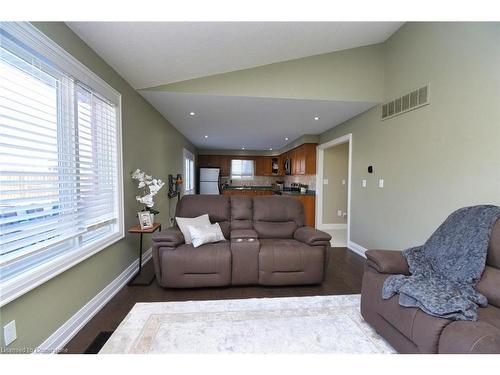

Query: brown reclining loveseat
[152,195,332,288]
[361,218,500,353]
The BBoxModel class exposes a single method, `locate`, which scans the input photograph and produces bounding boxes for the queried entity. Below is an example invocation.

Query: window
[183,149,195,194]
[231,159,254,180]
[0,23,123,306]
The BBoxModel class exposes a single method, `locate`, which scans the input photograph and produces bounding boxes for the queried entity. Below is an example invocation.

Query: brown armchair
[360,219,500,354]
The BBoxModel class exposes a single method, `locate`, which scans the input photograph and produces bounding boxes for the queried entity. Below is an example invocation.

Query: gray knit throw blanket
[382,205,500,321]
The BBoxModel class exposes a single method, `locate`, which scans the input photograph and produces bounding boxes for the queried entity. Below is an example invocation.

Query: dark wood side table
[128,222,161,286]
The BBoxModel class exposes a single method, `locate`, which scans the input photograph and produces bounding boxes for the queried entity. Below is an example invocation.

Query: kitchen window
[0,23,123,306]
[231,159,254,180]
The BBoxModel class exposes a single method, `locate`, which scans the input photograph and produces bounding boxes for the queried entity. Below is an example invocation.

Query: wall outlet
[378,179,384,188]
[362,179,367,188]
[3,320,17,346]
[337,210,342,217]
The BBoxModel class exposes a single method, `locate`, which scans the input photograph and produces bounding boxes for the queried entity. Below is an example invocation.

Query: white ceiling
[66,22,403,89]
[140,91,376,150]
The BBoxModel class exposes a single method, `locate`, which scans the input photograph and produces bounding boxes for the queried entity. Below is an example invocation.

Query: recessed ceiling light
[314,116,320,121]
[242,147,245,150]
[204,135,208,139]
[269,148,273,151]
[189,112,196,116]
[285,137,289,141]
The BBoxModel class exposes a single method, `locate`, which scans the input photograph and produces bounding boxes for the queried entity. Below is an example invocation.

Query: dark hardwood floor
[63,247,365,354]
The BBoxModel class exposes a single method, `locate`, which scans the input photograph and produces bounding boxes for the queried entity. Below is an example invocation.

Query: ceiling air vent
[382,84,430,120]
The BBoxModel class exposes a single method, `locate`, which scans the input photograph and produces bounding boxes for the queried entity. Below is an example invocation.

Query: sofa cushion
[188,223,225,248]
[175,195,231,238]
[477,304,500,329]
[258,239,324,285]
[159,241,231,288]
[230,196,253,230]
[486,218,500,268]
[175,214,210,244]
[439,320,500,353]
[253,196,304,238]
[476,266,500,308]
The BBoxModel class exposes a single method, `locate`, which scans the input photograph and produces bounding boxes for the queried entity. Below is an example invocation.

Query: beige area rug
[100,294,395,354]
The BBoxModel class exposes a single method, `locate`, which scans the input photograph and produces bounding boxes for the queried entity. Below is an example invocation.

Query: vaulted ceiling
[66,22,403,150]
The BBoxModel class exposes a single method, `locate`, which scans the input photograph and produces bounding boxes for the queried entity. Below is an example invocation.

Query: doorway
[315,134,352,247]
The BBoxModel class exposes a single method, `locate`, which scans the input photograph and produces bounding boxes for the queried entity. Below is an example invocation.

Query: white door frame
[315,133,352,244]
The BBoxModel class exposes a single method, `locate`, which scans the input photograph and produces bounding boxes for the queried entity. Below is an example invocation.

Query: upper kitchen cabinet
[219,156,231,177]
[198,155,220,168]
[255,156,273,176]
[287,143,317,175]
[303,143,317,175]
[197,143,316,178]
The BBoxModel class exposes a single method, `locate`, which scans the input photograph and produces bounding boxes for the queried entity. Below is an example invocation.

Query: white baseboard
[318,223,347,230]
[347,241,367,258]
[35,247,152,354]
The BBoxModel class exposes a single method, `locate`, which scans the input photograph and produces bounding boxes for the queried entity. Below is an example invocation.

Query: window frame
[230,159,255,181]
[0,22,124,307]
[183,148,195,195]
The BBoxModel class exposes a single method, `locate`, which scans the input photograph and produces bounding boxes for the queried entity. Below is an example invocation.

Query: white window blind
[231,159,254,180]
[0,23,123,304]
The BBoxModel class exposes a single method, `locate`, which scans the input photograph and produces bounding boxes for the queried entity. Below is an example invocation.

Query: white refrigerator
[199,168,220,195]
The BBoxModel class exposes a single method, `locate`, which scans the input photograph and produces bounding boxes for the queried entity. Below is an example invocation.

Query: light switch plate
[323,179,329,185]
[362,179,367,188]
[3,320,17,346]
[337,210,342,217]
[379,179,384,188]
[342,179,346,185]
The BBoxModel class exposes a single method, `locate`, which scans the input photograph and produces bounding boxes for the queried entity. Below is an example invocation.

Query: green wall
[144,44,385,102]
[320,22,500,249]
[323,143,349,224]
[0,22,196,351]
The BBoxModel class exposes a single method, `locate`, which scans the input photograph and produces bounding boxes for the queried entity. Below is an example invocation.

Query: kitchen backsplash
[284,175,316,191]
[221,175,316,190]
[221,176,280,186]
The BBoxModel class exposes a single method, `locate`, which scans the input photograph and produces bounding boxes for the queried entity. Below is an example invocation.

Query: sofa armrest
[230,229,258,240]
[293,226,331,246]
[365,250,410,275]
[152,226,185,248]
[439,321,500,354]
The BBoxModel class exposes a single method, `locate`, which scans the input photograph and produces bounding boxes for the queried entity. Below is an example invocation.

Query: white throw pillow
[175,214,211,244]
[188,223,225,248]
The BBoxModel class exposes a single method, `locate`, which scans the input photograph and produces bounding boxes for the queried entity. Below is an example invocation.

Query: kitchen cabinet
[197,143,316,178]
[219,156,230,177]
[285,143,316,175]
[277,154,285,176]
[198,155,220,168]
[255,156,273,176]
[303,143,317,175]
[289,194,315,227]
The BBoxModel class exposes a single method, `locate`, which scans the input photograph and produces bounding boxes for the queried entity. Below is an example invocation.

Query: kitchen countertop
[279,189,316,196]
[223,185,273,190]
[222,186,315,196]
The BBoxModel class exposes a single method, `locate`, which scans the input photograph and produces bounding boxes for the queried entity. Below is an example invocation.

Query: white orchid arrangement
[131,169,165,214]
